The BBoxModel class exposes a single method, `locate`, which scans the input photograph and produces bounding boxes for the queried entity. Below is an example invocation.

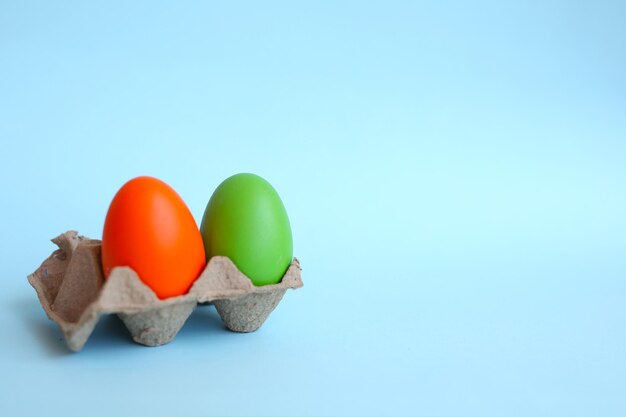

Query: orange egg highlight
[101,176,206,299]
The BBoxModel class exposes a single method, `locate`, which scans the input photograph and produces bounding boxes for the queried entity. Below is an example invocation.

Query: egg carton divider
[27,231,303,351]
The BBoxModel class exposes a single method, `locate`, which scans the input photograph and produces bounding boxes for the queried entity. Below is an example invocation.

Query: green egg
[200,173,293,286]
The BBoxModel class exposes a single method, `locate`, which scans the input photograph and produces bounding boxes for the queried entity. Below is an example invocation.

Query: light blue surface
[1,1,625,416]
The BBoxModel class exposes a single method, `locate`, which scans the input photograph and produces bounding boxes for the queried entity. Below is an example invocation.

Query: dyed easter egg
[200,173,292,286]
[102,176,206,299]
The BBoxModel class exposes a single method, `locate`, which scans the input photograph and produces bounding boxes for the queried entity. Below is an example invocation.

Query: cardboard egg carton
[27,231,303,351]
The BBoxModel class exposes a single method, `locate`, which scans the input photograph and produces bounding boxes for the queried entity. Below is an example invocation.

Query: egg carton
[27,231,303,352]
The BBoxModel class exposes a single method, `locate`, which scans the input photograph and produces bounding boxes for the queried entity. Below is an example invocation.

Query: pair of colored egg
[101,173,293,299]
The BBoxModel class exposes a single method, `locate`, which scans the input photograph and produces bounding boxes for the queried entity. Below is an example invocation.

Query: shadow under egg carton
[27,231,303,352]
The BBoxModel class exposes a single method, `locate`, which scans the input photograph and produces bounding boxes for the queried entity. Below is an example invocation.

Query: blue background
[1,1,625,416]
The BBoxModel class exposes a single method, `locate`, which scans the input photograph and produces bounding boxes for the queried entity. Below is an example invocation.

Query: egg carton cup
[27,231,303,352]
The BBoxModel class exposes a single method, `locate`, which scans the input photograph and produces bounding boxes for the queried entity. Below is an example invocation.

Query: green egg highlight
[200,173,293,286]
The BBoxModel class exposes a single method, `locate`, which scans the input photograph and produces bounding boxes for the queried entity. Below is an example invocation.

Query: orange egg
[101,176,206,299]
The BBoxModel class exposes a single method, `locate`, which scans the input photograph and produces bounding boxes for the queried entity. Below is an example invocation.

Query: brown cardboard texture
[27,231,303,351]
